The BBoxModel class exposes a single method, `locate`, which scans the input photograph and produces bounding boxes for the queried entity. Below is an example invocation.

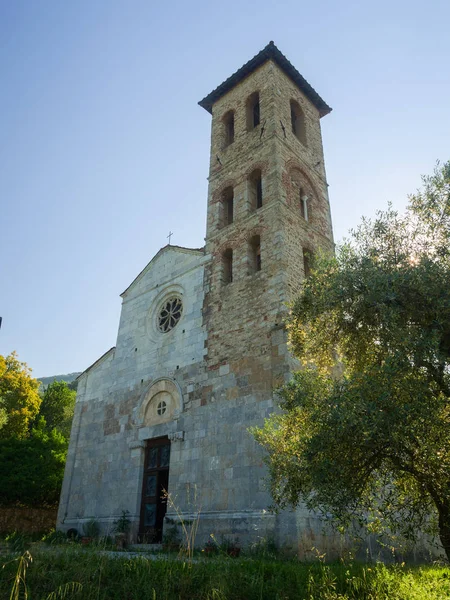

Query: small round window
[157,400,167,415]
[158,296,183,333]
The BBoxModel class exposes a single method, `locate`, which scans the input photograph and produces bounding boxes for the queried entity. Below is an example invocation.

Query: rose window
[157,400,167,416]
[157,297,183,333]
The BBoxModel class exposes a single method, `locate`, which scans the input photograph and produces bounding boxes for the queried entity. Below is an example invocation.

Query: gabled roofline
[198,41,332,118]
[76,347,115,380]
[120,244,204,297]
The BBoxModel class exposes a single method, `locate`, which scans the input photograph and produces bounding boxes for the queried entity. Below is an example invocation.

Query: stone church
[57,42,336,549]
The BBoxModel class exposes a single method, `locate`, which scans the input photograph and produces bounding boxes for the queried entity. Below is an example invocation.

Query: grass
[1,544,449,599]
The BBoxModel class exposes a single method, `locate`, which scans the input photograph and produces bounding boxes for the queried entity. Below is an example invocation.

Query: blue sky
[1,0,449,377]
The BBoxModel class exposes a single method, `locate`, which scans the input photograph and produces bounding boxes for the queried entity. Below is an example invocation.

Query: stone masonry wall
[57,249,209,535]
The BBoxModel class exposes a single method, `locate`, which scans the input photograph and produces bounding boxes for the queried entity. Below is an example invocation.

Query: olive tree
[253,161,450,559]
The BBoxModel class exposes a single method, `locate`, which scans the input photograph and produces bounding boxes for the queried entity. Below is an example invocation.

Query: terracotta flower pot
[115,533,127,549]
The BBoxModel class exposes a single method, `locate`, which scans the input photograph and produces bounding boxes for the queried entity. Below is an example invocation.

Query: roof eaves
[77,347,115,380]
[120,244,205,297]
[198,41,331,118]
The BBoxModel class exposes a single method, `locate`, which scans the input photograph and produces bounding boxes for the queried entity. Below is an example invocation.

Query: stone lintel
[128,440,146,449]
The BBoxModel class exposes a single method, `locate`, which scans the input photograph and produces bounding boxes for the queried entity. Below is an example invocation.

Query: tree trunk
[438,505,450,562]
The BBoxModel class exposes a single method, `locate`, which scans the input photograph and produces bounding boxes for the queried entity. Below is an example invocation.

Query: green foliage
[0,406,8,429]
[0,356,75,508]
[253,161,450,558]
[0,423,68,507]
[1,548,450,599]
[4,531,32,553]
[219,536,240,551]
[38,381,76,438]
[248,536,278,560]
[82,520,100,538]
[0,399,7,431]
[0,352,41,439]
[38,372,80,392]
[67,379,78,392]
[112,511,131,535]
[41,529,70,546]
[162,523,181,549]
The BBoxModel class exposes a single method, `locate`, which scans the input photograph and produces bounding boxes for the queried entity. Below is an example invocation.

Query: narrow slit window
[221,186,234,227]
[249,169,263,210]
[246,92,260,130]
[300,191,309,220]
[223,249,233,284]
[223,111,235,147]
[290,100,307,145]
[256,177,263,209]
[303,249,312,278]
[249,235,261,274]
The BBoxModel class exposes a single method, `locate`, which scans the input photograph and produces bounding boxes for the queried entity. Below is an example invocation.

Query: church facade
[57,42,336,550]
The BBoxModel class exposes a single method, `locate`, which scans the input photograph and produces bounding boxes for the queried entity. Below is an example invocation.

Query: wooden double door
[139,437,171,543]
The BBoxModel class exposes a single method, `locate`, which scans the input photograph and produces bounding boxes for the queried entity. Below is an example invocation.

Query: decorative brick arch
[136,378,183,428]
[243,160,269,179]
[211,179,236,205]
[243,225,266,243]
[283,160,325,228]
[214,234,240,257]
[283,159,321,203]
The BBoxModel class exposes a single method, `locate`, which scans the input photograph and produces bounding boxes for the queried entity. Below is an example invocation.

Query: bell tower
[199,42,334,378]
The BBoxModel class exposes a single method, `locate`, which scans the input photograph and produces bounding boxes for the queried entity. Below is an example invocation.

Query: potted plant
[112,510,131,549]
[82,519,100,545]
[203,536,218,556]
[222,536,241,557]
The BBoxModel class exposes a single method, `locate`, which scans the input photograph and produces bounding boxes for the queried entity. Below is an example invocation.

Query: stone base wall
[57,504,445,563]
[0,507,57,534]
[165,509,276,549]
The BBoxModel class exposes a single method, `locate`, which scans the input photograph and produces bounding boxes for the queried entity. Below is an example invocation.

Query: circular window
[157,297,183,333]
[157,400,167,416]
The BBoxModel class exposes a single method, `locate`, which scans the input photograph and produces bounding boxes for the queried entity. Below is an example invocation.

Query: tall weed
[1,545,450,599]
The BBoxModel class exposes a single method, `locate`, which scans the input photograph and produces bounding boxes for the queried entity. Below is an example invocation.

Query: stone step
[128,543,162,552]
